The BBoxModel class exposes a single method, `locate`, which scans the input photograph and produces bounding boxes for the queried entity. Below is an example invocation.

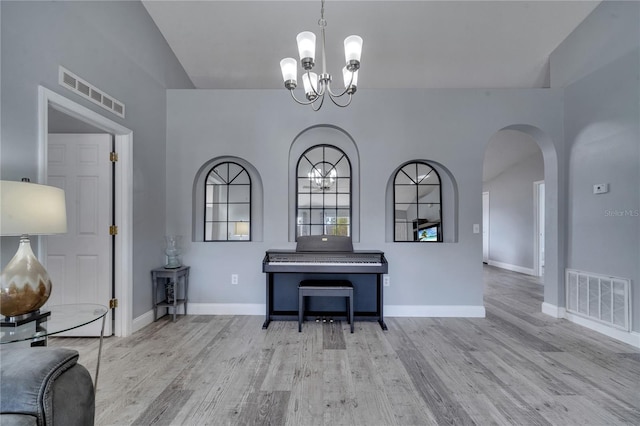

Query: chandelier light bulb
[344,35,363,70]
[342,67,358,93]
[302,72,319,100]
[297,31,316,69]
[280,58,298,89]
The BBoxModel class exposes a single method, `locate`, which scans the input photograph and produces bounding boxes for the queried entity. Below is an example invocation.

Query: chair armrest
[1,347,94,425]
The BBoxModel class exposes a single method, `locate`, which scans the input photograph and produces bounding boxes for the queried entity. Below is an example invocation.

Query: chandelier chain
[318,0,326,27]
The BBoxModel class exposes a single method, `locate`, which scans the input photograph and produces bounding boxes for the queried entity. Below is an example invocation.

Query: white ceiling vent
[58,66,125,118]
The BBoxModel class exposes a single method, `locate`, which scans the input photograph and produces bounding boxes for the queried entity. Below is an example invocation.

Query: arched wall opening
[288,125,361,242]
[385,159,459,243]
[483,124,565,315]
[482,129,544,274]
[192,156,264,242]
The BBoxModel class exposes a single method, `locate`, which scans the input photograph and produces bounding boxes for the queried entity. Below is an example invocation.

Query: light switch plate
[593,183,609,194]
[473,224,480,234]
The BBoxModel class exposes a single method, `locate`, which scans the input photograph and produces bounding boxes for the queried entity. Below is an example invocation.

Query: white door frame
[533,180,545,278]
[38,86,133,337]
[482,191,490,263]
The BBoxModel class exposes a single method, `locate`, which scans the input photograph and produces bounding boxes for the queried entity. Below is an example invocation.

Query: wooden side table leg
[172,272,177,322]
[184,270,189,316]
[151,271,157,321]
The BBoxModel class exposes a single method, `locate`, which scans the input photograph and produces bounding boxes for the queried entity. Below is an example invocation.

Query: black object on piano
[295,235,353,252]
[262,235,388,330]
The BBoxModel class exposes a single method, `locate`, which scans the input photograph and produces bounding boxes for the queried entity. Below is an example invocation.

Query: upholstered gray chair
[0,347,95,426]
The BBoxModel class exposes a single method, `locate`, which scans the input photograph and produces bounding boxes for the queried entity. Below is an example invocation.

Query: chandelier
[279,0,363,111]
[309,166,336,190]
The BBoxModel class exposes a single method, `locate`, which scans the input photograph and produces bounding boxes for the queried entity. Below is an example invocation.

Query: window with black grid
[296,145,351,238]
[204,162,251,241]
[393,162,443,242]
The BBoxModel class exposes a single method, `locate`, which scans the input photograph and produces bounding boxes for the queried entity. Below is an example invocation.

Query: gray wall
[551,1,640,332]
[166,89,563,309]
[483,150,544,270]
[48,107,104,134]
[0,1,194,318]
[4,0,635,332]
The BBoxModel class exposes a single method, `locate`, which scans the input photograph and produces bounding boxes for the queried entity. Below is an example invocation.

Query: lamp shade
[234,222,250,236]
[0,180,67,236]
[302,72,319,97]
[296,31,316,62]
[343,67,358,88]
[344,35,363,63]
[280,58,298,84]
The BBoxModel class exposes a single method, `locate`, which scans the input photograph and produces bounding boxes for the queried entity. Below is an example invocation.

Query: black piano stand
[261,272,388,331]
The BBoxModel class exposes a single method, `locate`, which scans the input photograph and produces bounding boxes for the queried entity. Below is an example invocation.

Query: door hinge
[109,225,118,236]
[109,298,118,309]
[110,151,118,162]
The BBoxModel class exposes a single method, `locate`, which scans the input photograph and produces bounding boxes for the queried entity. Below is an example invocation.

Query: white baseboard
[563,312,640,349]
[139,303,484,320]
[385,305,486,318]
[542,302,639,349]
[541,302,566,318]
[488,260,535,276]
[188,303,264,316]
[132,310,154,333]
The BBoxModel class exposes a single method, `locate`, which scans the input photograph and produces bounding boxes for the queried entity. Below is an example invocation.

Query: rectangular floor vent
[58,66,125,118]
[566,269,630,331]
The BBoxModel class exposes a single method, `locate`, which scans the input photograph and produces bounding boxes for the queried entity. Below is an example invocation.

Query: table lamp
[0,180,67,318]
[234,222,249,239]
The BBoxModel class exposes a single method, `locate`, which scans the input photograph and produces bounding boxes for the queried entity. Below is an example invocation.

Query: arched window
[204,161,251,241]
[394,161,443,242]
[296,145,351,238]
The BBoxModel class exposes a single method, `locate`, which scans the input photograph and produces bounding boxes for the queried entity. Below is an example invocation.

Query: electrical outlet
[383,275,390,287]
[231,274,238,285]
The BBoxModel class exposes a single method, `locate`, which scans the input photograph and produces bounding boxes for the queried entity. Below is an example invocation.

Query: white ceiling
[142,0,600,90]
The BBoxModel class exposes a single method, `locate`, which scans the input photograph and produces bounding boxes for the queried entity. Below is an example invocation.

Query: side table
[151,265,190,322]
[1,304,108,388]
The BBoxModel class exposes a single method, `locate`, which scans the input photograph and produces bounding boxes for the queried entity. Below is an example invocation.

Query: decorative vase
[0,237,52,317]
[164,235,183,269]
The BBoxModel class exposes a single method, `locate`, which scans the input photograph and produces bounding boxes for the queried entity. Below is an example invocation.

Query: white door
[482,192,490,263]
[45,134,112,336]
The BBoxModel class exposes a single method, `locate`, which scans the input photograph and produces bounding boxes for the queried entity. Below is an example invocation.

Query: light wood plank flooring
[50,266,640,425]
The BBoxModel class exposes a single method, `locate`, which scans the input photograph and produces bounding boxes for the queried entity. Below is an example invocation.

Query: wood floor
[50,266,640,425]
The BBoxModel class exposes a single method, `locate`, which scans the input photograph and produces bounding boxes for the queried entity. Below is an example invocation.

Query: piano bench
[298,280,354,333]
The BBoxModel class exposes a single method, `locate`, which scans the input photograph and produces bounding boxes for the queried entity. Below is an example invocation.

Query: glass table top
[0,303,108,344]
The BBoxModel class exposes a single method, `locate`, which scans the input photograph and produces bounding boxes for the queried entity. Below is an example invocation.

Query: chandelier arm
[311,93,325,111]
[288,89,318,106]
[327,92,353,108]
[326,66,356,98]
[325,80,350,99]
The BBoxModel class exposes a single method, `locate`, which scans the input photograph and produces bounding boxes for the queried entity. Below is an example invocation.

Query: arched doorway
[483,125,565,317]
[483,129,544,275]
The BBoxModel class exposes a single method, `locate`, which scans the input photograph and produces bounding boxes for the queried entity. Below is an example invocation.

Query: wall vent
[566,269,631,331]
[58,66,125,118]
